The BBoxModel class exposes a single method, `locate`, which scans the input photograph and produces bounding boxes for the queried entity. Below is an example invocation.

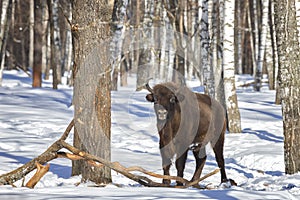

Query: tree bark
[72,0,114,184]
[0,0,12,86]
[47,0,62,89]
[254,0,269,91]
[201,0,215,98]
[274,0,300,175]
[223,0,242,133]
[29,0,34,69]
[212,0,226,110]
[32,0,44,88]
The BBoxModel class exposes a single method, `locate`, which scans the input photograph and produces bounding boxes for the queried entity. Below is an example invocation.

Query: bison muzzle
[145,81,234,186]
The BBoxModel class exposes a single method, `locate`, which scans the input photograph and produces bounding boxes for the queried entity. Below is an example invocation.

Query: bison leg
[175,150,188,186]
[160,150,172,185]
[191,148,207,183]
[212,134,228,183]
[161,159,172,185]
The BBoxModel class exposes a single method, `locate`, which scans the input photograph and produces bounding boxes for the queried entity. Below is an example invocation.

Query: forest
[0,0,300,196]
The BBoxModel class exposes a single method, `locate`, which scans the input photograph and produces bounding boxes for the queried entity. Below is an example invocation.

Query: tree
[29,0,34,69]
[223,0,242,133]
[72,0,114,184]
[254,0,269,91]
[212,0,226,111]
[48,0,62,89]
[200,0,215,97]
[274,0,300,174]
[32,0,44,87]
[0,0,12,86]
[165,0,186,82]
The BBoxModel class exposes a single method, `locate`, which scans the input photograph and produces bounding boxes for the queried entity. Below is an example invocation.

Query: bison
[145,81,233,186]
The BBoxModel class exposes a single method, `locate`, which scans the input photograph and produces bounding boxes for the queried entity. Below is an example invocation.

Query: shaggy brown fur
[146,82,229,186]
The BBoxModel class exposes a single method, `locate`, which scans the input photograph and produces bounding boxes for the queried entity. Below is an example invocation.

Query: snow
[0,70,300,199]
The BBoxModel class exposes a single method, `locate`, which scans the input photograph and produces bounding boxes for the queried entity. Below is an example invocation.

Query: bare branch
[0,119,74,185]
[0,118,220,189]
[25,162,50,188]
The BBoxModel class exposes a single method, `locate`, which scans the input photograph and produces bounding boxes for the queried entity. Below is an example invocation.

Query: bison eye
[169,96,176,103]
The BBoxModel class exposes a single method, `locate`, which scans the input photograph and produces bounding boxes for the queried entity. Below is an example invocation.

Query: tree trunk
[295,1,300,45]
[265,24,274,90]
[5,0,14,71]
[32,0,44,88]
[254,0,269,91]
[0,0,12,86]
[44,28,51,80]
[223,0,242,133]
[265,0,275,90]
[212,0,226,110]
[41,2,49,75]
[268,0,280,103]
[274,0,300,175]
[48,0,62,89]
[201,0,215,98]
[167,0,186,82]
[72,0,114,184]
[63,2,73,85]
[234,0,242,74]
[29,0,34,69]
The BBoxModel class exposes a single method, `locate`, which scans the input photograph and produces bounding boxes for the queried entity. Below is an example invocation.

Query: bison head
[145,82,184,123]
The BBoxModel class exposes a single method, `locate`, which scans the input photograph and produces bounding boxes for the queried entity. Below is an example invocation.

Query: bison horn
[145,78,154,93]
[179,77,186,87]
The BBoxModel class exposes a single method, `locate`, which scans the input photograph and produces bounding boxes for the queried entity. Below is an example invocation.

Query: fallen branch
[0,119,74,185]
[57,152,104,168]
[0,118,220,188]
[58,141,219,188]
[25,162,50,188]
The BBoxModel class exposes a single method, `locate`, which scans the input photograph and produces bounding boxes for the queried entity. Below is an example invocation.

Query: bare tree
[254,0,269,91]
[165,0,186,82]
[265,0,275,91]
[274,0,300,174]
[32,0,44,87]
[212,0,226,110]
[48,0,62,89]
[72,0,114,184]
[223,0,242,133]
[29,0,34,69]
[200,0,215,97]
[0,0,12,86]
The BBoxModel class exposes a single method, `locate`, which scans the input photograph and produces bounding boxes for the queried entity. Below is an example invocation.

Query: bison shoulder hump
[195,93,212,106]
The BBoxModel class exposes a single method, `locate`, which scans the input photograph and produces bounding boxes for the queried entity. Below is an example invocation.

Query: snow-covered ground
[0,70,299,199]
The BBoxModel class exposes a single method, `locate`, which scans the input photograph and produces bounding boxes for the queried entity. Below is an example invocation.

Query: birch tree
[0,0,11,86]
[254,0,269,91]
[29,0,34,69]
[295,0,300,44]
[200,0,215,97]
[274,0,300,175]
[223,0,242,133]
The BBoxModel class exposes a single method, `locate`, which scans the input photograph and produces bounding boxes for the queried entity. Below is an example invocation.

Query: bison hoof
[163,179,171,185]
[226,178,237,186]
[220,178,237,188]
